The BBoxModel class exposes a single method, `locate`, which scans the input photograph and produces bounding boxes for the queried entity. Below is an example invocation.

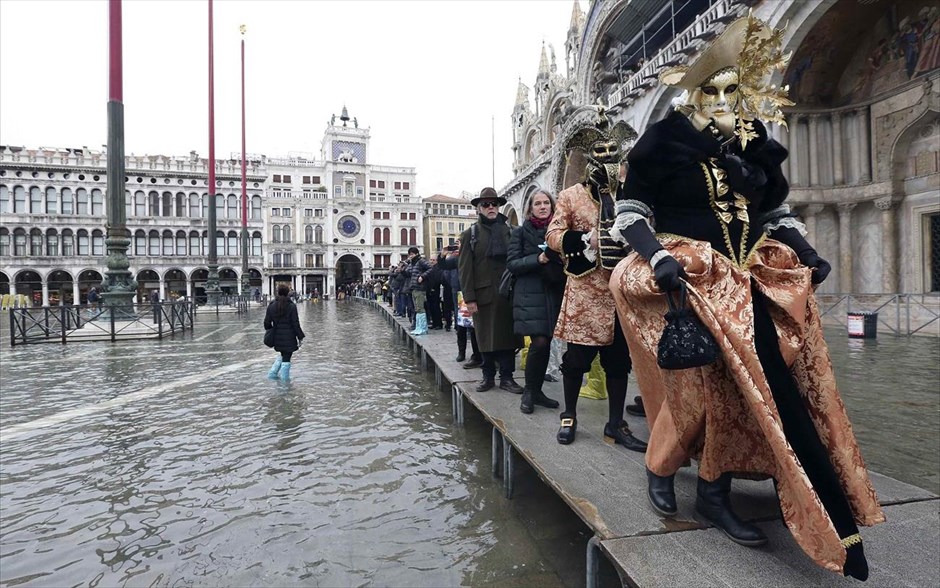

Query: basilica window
[148,230,160,255]
[61,229,73,256]
[306,225,314,243]
[251,195,262,220]
[77,229,90,255]
[272,225,282,243]
[190,231,201,255]
[77,189,90,215]
[216,231,224,255]
[383,227,390,245]
[162,230,173,255]
[215,194,224,220]
[148,191,158,216]
[315,254,324,267]
[227,195,237,219]
[251,232,262,256]
[314,225,323,244]
[92,230,105,256]
[30,187,42,214]
[125,190,132,219]
[176,231,187,255]
[0,185,8,213]
[228,231,238,255]
[44,187,57,214]
[272,208,280,216]
[0,228,10,257]
[409,228,417,246]
[92,189,104,216]
[175,193,185,217]
[135,191,146,217]
[273,253,282,267]
[134,230,146,255]
[13,186,26,213]
[189,193,201,218]
[306,253,315,268]
[400,228,408,245]
[161,192,172,217]
[30,228,43,256]
[283,225,292,243]
[13,228,26,256]
[45,230,58,256]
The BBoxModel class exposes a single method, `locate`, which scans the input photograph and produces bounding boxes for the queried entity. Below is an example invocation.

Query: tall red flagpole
[205,0,220,304]
[240,25,250,294]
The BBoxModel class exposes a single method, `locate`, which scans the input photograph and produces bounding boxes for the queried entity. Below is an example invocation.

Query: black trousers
[752,287,859,541]
[560,317,631,422]
[426,287,443,327]
[524,335,551,393]
[442,283,454,327]
[456,325,481,359]
[482,348,515,380]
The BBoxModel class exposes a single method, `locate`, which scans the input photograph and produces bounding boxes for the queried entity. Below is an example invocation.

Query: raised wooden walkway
[357,298,939,587]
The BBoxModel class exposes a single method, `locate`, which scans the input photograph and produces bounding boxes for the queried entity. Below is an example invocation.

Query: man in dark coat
[458,187,522,393]
[424,257,444,329]
[406,246,432,334]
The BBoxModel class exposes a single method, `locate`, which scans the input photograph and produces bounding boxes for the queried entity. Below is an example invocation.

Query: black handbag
[657,283,719,370]
[498,268,515,299]
[264,325,276,348]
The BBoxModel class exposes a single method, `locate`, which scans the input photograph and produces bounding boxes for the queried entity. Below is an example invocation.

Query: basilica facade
[499,0,940,297]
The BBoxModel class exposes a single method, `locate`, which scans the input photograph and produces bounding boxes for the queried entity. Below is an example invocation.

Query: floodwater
[0,303,618,587]
[0,301,937,587]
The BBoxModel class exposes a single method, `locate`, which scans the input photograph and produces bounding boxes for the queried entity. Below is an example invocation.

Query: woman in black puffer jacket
[264,284,305,381]
[507,190,566,414]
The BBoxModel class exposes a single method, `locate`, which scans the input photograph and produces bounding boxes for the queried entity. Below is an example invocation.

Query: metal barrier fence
[8,301,195,346]
[199,294,269,315]
[816,293,940,337]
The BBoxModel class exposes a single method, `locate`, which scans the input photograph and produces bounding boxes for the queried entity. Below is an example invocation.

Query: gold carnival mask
[699,67,739,120]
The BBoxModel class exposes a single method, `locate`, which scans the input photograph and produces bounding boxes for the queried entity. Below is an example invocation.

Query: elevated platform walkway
[357,298,939,587]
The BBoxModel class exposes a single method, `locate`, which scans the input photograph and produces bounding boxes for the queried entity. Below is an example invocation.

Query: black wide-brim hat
[470,186,507,207]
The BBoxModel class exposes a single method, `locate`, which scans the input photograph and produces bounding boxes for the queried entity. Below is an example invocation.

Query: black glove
[771,226,830,285]
[587,163,607,188]
[653,256,688,292]
[721,153,767,199]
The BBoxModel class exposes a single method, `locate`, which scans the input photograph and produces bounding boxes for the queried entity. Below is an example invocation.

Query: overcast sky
[0,0,580,197]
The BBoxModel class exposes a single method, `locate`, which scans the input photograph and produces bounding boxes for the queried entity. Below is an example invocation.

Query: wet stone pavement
[0,300,937,587]
[0,302,620,587]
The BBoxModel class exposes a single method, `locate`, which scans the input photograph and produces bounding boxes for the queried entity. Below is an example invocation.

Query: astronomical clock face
[337,215,361,238]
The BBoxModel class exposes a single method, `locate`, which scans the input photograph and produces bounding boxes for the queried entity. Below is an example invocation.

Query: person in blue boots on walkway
[264,284,305,381]
[406,246,432,335]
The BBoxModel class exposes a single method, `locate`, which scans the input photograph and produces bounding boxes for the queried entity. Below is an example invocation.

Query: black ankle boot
[843,540,868,581]
[455,350,466,362]
[520,388,534,414]
[695,474,768,547]
[603,421,648,453]
[557,413,577,444]
[532,389,559,409]
[646,468,677,516]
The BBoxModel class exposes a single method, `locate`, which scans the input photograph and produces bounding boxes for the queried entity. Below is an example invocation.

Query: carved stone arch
[891,106,940,193]
[641,84,683,130]
[544,91,573,146]
[879,82,940,183]
[550,106,607,195]
[576,0,628,105]
[524,128,540,164]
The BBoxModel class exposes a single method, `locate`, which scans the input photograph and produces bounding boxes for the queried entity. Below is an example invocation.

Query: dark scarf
[480,214,508,259]
[528,214,552,229]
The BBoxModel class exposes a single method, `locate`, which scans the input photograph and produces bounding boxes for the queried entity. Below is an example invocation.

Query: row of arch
[0,267,264,306]
[0,227,266,258]
[0,185,263,221]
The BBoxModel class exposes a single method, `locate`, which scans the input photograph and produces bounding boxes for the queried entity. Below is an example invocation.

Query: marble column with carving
[42,280,50,307]
[778,122,790,183]
[789,114,801,186]
[875,197,898,292]
[837,203,857,293]
[831,111,844,185]
[858,106,871,183]
[808,114,820,186]
[72,281,80,305]
[802,204,825,246]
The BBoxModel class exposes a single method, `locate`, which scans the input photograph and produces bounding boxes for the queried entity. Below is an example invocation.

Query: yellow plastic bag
[579,356,608,399]
[519,336,531,370]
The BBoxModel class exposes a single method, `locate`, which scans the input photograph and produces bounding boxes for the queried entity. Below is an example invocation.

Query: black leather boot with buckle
[556,413,577,444]
[646,468,677,517]
[696,474,768,547]
[603,420,648,453]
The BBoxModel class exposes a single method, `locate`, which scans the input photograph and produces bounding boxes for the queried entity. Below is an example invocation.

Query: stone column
[802,204,825,246]
[831,111,844,185]
[41,279,50,307]
[236,272,243,295]
[808,115,820,187]
[858,106,871,183]
[159,278,166,301]
[789,114,801,186]
[875,197,898,293]
[778,122,791,182]
[186,278,193,300]
[72,281,80,305]
[837,203,857,293]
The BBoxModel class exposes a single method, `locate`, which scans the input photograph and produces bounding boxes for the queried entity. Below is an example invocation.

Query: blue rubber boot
[278,362,292,381]
[267,357,282,380]
[411,313,428,336]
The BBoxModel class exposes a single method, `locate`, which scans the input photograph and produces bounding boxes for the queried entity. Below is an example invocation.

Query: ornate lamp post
[239,24,251,295]
[100,0,137,313]
[205,0,221,305]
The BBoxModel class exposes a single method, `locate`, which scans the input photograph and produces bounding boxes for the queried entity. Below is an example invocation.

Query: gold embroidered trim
[840,533,862,548]
[699,161,751,269]
[654,232,768,271]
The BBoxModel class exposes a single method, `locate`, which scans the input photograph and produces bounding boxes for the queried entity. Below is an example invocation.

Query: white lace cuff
[649,250,671,269]
[764,216,807,236]
[581,232,597,262]
[609,212,652,245]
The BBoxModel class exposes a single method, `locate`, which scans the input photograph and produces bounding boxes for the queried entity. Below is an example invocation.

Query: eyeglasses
[479,201,499,209]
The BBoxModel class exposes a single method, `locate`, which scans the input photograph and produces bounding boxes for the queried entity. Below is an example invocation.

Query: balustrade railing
[816,293,940,337]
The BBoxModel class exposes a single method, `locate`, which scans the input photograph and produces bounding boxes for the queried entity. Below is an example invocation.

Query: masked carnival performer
[545,110,646,452]
[608,15,883,580]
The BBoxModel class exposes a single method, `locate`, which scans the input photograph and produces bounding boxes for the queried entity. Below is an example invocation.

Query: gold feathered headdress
[659,11,794,149]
